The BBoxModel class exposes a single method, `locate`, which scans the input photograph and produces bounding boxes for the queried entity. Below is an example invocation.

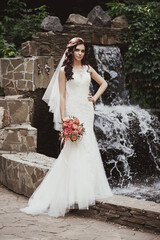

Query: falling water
[92,45,160,203]
[92,46,129,105]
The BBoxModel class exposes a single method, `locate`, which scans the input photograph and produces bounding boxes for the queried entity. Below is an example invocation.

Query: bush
[106,1,160,109]
[0,0,49,58]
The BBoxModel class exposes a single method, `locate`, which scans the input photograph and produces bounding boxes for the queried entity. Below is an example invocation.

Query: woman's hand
[88,93,96,103]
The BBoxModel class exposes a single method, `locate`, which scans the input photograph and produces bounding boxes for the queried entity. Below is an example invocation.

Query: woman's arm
[88,65,108,103]
[58,67,66,121]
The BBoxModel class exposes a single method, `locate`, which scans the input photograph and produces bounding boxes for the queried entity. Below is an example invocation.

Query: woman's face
[73,44,85,62]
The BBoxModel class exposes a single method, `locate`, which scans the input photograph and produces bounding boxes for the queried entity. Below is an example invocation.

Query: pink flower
[73,118,80,124]
[73,130,79,135]
[67,123,72,128]
[63,122,68,127]
[69,128,73,133]
[70,121,73,125]
[78,125,83,131]
[63,117,70,122]
[71,135,77,141]
[64,130,69,136]
[72,124,78,130]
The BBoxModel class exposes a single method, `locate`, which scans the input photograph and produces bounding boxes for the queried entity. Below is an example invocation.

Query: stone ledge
[22,25,124,61]
[0,152,54,197]
[0,95,33,125]
[0,123,37,152]
[71,196,160,234]
[0,152,160,233]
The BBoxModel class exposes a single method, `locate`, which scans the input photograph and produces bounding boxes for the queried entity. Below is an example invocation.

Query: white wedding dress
[20,65,113,217]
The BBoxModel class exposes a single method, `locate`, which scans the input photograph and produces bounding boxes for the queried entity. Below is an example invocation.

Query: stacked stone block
[0,56,54,95]
[0,95,37,153]
[0,152,54,197]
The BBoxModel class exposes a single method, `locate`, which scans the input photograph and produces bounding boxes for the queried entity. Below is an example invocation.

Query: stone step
[0,123,37,152]
[0,95,33,125]
[0,152,159,233]
[0,152,53,197]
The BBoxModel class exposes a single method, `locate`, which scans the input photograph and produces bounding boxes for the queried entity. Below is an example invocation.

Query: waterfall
[92,45,160,202]
[92,46,129,105]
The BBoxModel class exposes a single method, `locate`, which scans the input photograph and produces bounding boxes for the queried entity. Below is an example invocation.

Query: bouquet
[59,116,85,142]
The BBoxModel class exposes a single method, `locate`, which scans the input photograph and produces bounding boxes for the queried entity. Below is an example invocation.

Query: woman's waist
[66,95,90,104]
[66,98,94,116]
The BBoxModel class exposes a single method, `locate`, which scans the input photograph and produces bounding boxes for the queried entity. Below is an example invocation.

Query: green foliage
[0,36,20,58]
[0,0,49,58]
[106,1,160,109]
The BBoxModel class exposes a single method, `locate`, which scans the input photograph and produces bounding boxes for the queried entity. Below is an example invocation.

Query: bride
[20,37,113,217]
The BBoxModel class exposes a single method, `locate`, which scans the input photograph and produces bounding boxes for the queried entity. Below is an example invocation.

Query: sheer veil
[42,53,66,131]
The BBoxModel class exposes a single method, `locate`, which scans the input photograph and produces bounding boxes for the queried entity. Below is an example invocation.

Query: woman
[20,37,113,218]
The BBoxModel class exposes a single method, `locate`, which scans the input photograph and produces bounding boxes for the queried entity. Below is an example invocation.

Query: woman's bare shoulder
[59,66,65,73]
[88,65,95,74]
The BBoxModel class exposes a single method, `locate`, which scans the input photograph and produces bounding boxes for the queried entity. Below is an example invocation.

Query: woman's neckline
[73,65,85,74]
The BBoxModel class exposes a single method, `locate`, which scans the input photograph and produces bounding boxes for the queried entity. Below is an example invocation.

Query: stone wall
[0,56,54,95]
[21,24,124,65]
[0,95,37,153]
[0,25,124,96]
[73,196,160,233]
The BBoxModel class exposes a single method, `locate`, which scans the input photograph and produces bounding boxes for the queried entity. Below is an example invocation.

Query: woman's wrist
[93,96,96,103]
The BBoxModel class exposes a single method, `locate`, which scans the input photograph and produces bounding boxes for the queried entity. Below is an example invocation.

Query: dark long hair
[62,37,88,81]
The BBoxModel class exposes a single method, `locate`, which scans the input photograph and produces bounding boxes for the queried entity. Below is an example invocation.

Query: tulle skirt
[20,130,113,217]
[20,98,113,217]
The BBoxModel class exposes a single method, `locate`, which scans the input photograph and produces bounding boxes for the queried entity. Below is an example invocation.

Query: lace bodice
[66,65,91,104]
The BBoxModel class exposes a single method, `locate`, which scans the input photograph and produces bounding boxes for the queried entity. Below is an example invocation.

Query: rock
[87,5,111,27]
[21,41,38,57]
[66,14,92,25]
[4,81,18,96]
[111,16,128,28]
[41,16,63,32]
[0,107,10,129]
